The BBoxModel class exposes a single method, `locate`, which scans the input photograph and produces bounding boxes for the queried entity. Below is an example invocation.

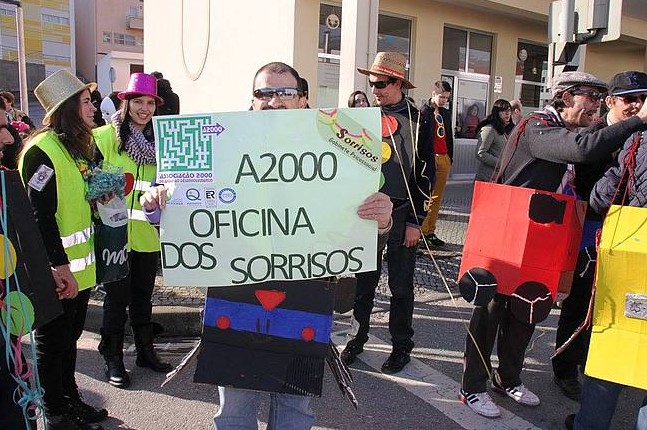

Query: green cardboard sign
[152,108,382,287]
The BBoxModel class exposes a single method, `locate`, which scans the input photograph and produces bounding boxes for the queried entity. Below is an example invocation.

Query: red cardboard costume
[458,181,586,323]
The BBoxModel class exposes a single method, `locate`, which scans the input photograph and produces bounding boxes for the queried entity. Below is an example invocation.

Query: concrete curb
[85,300,203,338]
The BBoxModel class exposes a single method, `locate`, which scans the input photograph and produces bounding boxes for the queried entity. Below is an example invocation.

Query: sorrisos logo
[186,188,201,201]
[317,109,379,172]
[218,187,236,204]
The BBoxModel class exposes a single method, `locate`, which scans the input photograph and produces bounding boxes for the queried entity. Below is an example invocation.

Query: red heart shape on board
[124,173,135,196]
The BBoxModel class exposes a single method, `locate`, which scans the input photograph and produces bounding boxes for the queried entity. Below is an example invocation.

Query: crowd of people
[0,49,644,430]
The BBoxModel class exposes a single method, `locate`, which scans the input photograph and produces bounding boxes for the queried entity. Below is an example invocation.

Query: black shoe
[133,324,173,373]
[554,377,581,401]
[46,414,82,430]
[65,394,108,423]
[425,233,446,247]
[565,413,575,430]
[381,349,410,374]
[340,343,363,366]
[98,330,130,388]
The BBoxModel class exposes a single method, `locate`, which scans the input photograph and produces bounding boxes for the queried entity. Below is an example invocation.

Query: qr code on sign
[156,115,213,172]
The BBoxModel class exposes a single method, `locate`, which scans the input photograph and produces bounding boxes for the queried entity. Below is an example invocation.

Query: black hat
[608,71,647,96]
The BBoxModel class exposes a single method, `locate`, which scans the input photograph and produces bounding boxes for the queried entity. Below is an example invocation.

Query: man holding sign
[143,62,392,429]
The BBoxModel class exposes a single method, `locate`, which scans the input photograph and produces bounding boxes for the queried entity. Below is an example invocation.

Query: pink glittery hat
[118,73,164,105]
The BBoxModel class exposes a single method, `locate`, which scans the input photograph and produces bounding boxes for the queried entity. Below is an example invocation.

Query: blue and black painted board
[0,170,62,330]
[194,279,335,396]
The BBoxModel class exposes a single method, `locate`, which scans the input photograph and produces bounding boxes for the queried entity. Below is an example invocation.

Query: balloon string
[383,113,492,382]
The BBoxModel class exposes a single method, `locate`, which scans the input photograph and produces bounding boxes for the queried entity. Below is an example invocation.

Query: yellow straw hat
[34,69,96,126]
[357,52,415,89]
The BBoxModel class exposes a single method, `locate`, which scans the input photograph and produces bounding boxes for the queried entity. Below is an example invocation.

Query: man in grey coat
[460,71,647,419]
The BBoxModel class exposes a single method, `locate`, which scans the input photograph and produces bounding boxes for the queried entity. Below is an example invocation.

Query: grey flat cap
[551,71,608,97]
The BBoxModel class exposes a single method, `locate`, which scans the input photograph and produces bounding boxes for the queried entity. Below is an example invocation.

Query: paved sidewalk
[86,180,475,335]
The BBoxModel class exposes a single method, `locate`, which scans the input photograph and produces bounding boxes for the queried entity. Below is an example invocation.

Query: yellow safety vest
[19,131,96,290]
[93,124,160,252]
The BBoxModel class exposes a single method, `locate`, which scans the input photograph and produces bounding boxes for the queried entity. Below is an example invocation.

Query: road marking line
[332,331,542,430]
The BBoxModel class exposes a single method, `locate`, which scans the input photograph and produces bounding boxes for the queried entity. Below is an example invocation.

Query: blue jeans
[575,376,647,430]
[213,386,315,430]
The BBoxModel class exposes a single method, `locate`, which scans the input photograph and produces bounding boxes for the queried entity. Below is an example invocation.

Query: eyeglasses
[368,78,396,89]
[435,113,445,138]
[570,89,604,102]
[617,94,647,104]
[253,87,301,101]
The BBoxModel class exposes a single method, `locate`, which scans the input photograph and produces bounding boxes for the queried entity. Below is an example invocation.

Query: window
[442,27,492,75]
[102,31,112,44]
[377,14,412,79]
[468,33,492,74]
[442,27,467,72]
[317,3,342,108]
[0,7,15,17]
[41,14,70,25]
[130,63,144,74]
[114,33,126,45]
[125,34,136,46]
[129,6,139,17]
[514,41,549,113]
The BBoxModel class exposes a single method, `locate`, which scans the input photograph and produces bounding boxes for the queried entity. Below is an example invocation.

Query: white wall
[97,50,143,96]
[144,0,298,113]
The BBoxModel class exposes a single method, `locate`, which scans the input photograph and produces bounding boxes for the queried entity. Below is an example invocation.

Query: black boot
[98,330,130,388]
[133,323,172,373]
[64,392,108,423]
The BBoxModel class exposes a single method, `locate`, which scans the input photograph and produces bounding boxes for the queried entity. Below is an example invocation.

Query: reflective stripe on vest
[128,208,149,222]
[69,250,96,273]
[60,225,94,249]
[133,180,150,192]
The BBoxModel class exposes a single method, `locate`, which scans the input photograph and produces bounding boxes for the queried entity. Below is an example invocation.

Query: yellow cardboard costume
[585,205,647,390]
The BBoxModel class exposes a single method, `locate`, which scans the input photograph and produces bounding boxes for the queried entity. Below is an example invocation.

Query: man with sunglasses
[142,61,394,430]
[459,71,647,419]
[552,71,647,403]
[341,52,434,374]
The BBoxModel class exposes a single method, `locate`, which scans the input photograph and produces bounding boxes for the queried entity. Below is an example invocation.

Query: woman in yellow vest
[93,73,171,389]
[20,70,109,429]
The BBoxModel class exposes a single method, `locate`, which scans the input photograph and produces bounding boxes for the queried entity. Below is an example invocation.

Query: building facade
[0,0,75,93]
[74,0,143,96]
[145,0,647,177]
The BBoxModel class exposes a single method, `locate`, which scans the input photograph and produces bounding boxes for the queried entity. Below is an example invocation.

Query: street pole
[0,0,27,116]
[15,3,28,116]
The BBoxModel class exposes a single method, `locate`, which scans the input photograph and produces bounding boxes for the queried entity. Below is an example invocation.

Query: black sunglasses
[253,87,301,101]
[368,78,396,89]
[569,89,604,102]
[618,93,647,104]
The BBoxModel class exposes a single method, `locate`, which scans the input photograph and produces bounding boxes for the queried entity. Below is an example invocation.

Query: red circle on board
[216,316,230,330]
[301,327,315,342]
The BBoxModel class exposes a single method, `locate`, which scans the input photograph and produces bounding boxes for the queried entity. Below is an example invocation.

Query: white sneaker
[493,383,541,406]
[460,390,502,418]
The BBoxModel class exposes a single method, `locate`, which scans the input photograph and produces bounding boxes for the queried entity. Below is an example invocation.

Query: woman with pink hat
[93,73,171,389]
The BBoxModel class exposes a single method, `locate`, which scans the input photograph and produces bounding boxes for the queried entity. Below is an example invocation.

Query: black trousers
[102,251,158,335]
[35,288,91,416]
[0,337,36,429]
[462,294,535,393]
[350,203,417,353]
[552,275,592,380]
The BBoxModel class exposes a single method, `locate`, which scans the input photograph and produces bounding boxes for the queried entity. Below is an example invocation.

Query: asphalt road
[38,291,644,430]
